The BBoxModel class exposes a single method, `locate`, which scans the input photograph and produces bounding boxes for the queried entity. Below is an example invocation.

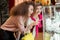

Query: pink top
[31,12,43,37]
[31,12,43,28]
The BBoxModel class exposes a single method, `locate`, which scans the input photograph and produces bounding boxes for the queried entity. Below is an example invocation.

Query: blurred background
[0,0,60,40]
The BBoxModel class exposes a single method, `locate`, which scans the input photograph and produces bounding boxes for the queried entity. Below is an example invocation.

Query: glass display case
[43,3,60,40]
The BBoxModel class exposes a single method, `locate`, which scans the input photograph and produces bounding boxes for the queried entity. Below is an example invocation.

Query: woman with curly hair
[0,1,35,40]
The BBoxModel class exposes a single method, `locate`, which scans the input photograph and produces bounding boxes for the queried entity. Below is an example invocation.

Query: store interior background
[0,0,60,40]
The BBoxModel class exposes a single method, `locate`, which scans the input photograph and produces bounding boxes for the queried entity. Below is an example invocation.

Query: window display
[43,5,60,40]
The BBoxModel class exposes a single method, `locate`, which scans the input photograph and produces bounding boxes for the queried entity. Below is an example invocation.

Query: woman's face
[28,5,34,17]
[36,6,42,14]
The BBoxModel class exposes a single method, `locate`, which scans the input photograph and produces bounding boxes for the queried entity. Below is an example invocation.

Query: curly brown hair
[10,1,35,17]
